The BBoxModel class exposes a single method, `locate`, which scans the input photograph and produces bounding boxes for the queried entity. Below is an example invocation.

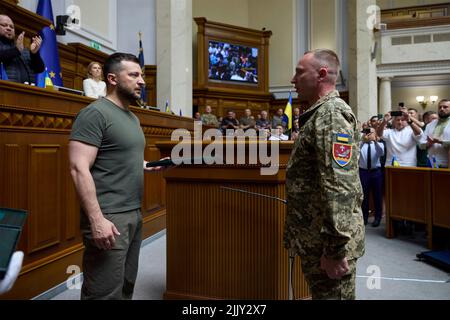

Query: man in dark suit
[0,14,44,83]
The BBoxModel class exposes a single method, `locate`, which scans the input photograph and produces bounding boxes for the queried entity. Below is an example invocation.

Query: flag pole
[289,89,292,139]
[137,31,147,108]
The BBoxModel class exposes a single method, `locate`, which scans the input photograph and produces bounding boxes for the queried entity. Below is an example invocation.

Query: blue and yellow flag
[0,63,8,80]
[138,32,147,106]
[391,155,400,167]
[35,0,63,88]
[282,91,293,131]
[44,68,53,87]
[432,155,438,168]
[165,100,171,113]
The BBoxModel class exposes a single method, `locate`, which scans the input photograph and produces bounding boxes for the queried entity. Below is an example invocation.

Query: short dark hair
[439,99,449,105]
[423,110,436,118]
[370,115,378,122]
[103,52,140,82]
[305,49,340,82]
[408,108,418,113]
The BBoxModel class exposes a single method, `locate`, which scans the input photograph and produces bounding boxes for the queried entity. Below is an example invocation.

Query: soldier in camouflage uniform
[201,105,219,127]
[284,49,365,300]
[239,108,256,131]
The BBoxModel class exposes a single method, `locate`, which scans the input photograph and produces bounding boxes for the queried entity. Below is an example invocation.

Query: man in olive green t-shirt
[69,53,166,300]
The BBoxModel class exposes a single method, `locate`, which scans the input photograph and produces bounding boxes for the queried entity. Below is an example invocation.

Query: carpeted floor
[46,219,450,300]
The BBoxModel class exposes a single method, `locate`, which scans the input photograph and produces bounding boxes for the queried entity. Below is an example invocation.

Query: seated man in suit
[0,14,45,83]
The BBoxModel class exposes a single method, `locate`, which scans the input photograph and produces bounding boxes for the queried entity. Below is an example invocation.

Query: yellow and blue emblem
[332,133,352,167]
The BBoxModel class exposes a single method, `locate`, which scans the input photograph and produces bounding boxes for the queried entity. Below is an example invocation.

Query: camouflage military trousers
[302,258,357,300]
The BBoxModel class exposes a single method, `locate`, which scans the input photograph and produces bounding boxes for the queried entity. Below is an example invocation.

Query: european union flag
[0,63,8,80]
[282,91,293,131]
[138,33,147,106]
[35,0,63,88]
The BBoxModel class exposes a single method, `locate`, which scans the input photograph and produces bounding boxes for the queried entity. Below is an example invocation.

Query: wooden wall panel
[432,170,450,229]
[385,167,450,249]
[2,144,21,209]
[144,145,164,212]
[144,66,157,107]
[388,168,431,224]
[166,182,302,299]
[62,144,79,241]
[28,145,61,253]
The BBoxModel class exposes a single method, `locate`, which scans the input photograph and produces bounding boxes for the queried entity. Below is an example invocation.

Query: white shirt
[83,78,106,99]
[359,140,385,169]
[383,126,422,167]
[419,119,450,167]
[269,134,288,141]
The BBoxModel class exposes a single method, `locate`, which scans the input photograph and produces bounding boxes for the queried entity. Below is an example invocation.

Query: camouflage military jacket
[239,116,256,127]
[284,90,365,261]
[201,113,219,127]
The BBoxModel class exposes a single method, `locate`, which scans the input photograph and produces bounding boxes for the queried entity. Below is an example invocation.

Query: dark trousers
[359,168,383,223]
[80,209,143,300]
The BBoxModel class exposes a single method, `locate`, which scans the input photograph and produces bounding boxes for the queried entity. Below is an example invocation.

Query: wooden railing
[381,3,450,29]
[385,166,450,249]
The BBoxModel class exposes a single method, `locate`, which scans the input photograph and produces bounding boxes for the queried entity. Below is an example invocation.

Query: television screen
[208,40,258,84]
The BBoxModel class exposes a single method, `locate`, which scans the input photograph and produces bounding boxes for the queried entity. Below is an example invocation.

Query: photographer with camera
[376,110,423,167]
[359,127,384,227]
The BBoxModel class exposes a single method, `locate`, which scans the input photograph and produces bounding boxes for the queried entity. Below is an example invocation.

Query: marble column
[379,77,393,116]
[347,0,378,122]
[156,0,192,117]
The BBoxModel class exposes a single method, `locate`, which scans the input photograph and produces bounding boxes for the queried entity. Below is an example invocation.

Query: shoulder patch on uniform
[333,133,352,167]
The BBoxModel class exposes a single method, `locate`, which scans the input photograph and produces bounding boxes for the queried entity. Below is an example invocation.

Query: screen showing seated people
[208,40,258,84]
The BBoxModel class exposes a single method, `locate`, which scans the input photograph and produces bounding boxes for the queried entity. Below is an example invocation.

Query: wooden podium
[156,141,310,300]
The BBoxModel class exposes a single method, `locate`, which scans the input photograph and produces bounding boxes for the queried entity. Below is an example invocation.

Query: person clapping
[0,14,45,84]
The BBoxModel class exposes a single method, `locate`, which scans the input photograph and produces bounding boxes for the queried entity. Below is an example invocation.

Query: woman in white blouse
[83,61,106,99]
